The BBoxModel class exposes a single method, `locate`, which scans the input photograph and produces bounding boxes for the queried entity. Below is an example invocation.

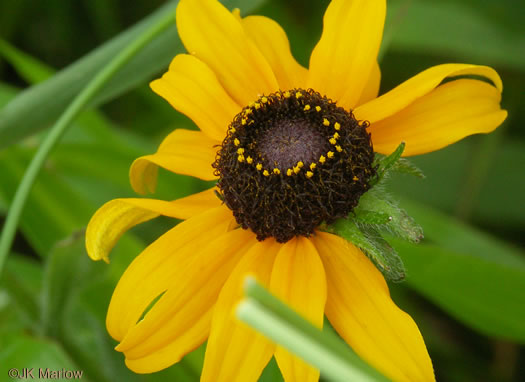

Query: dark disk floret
[213,88,375,243]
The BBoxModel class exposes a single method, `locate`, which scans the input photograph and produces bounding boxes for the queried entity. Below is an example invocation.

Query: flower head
[86,0,506,381]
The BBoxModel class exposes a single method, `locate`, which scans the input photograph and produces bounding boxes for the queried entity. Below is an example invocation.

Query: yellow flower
[86,0,506,381]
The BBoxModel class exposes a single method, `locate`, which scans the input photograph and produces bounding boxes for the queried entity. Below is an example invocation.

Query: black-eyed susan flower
[86,0,506,381]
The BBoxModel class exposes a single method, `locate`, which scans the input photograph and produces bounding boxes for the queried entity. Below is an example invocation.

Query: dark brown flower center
[213,88,375,243]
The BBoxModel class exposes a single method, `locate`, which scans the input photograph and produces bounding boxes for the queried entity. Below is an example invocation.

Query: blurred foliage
[0,0,524,381]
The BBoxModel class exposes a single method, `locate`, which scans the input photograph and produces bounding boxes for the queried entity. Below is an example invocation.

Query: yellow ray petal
[312,232,435,382]
[150,54,240,141]
[176,0,278,106]
[270,237,327,382]
[369,79,507,156]
[241,15,308,90]
[168,187,222,220]
[85,196,212,263]
[355,62,381,107]
[129,129,218,194]
[106,206,234,341]
[354,63,503,124]
[200,239,281,382]
[308,0,386,109]
[118,229,256,373]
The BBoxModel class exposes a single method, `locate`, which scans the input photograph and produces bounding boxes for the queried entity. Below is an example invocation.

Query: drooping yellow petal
[312,232,435,382]
[106,205,234,341]
[354,63,503,124]
[150,54,240,141]
[118,229,255,373]
[201,239,281,382]
[270,237,327,382]
[129,129,218,194]
[241,15,308,90]
[308,0,386,109]
[176,0,278,106]
[355,62,381,107]
[85,197,208,263]
[369,79,507,156]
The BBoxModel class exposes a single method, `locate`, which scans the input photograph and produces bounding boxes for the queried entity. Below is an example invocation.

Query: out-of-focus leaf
[0,38,54,84]
[0,0,267,148]
[1,255,42,331]
[0,147,94,256]
[259,358,284,382]
[400,199,525,270]
[0,334,85,381]
[387,0,525,70]
[388,139,525,228]
[41,232,201,382]
[394,239,525,343]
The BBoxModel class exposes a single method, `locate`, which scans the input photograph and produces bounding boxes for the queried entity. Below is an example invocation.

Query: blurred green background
[0,0,524,381]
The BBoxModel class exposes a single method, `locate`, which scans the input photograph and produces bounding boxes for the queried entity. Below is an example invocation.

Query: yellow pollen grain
[256,163,263,171]
[261,96,268,103]
[329,138,337,145]
[353,176,359,181]
[310,163,316,170]
[241,118,247,125]
[284,91,291,98]
[336,145,343,152]
[237,154,245,162]
[237,148,245,154]
[297,161,304,168]
[286,168,293,176]
[246,156,253,164]
[319,155,326,163]
[273,168,280,175]
[304,105,311,111]
[254,103,261,110]
[306,171,314,178]
[234,138,240,146]
[334,122,341,130]
[323,118,330,126]
[296,92,302,99]
[293,166,301,174]
[229,127,236,134]
[315,106,321,112]
[263,170,270,176]
[327,151,335,158]
[333,132,340,139]
[249,102,255,107]
[244,108,252,115]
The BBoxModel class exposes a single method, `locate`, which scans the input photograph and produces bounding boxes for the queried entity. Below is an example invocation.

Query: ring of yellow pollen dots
[213,88,375,243]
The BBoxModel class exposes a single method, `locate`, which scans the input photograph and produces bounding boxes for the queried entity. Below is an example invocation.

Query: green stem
[238,277,388,381]
[0,7,174,277]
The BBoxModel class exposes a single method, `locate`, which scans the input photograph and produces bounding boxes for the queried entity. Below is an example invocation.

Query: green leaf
[0,147,95,256]
[388,139,525,229]
[399,199,525,270]
[393,239,525,343]
[238,277,389,382]
[390,158,425,179]
[357,190,423,243]
[328,218,405,282]
[0,38,54,83]
[386,0,525,71]
[0,0,267,149]
[370,141,405,186]
[0,334,86,381]
[1,255,42,331]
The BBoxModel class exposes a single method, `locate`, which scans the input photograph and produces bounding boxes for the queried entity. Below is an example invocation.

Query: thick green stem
[0,6,175,278]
